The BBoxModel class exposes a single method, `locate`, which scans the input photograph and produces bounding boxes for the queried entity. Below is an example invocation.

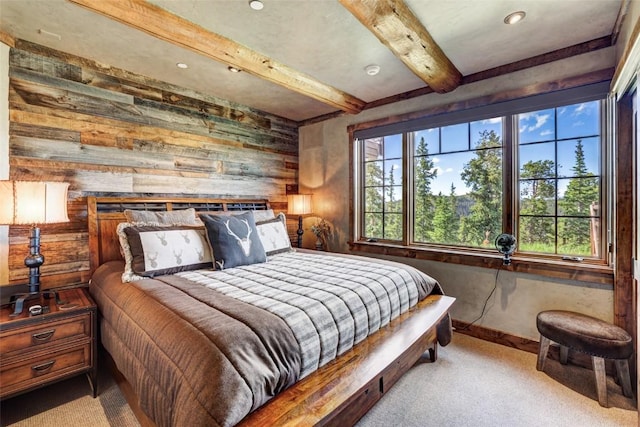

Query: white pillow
[256,213,293,256]
[117,222,212,282]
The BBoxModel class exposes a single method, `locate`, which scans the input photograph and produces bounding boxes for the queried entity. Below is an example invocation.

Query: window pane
[557,101,599,139]
[441,123,468,153]
[470,118,502,149]
[557,138,599,178]
[384,160,402,186]
[519,142,555,178]
[384,186,403,213]
[557,177,600,217]
[364,161,383,186]
[364,213,383,238]
[518,108,555,143]
[364,186,383,213]
[382,134,403,159]
[520,179,556,216]
[558,217,598,256]
[384,213,402,240]
[411,124,503,247]
[364,138,383,161]
[518,216,556,253]
[414,129,440,155]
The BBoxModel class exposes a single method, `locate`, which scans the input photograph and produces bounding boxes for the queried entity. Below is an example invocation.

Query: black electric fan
[495,233,517,265]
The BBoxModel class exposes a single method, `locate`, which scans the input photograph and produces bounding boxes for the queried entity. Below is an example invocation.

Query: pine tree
[519,160,556,247]
[414,136,437,242]
[385,165,402,240]
[458,130,503,246]
[559,140,599,250]
[430,183,459,244]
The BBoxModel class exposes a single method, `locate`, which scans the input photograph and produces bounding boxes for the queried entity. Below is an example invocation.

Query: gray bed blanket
[177,250,443,377]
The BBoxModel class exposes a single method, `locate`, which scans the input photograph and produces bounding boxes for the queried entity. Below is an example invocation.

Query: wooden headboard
[86,196,271,277]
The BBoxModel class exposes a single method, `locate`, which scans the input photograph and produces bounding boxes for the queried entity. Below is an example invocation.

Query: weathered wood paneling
[6,40,298,289]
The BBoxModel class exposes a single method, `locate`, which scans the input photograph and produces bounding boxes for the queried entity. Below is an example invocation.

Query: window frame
[349,81,613,286]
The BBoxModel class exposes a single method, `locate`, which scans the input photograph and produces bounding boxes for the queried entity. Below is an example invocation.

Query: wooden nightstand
[0,287,97,400]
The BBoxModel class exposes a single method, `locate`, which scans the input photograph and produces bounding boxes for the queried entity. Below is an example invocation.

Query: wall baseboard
[451,319,615,375]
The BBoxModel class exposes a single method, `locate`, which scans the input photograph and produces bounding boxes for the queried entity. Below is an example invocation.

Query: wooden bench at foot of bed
[239,294,455,427]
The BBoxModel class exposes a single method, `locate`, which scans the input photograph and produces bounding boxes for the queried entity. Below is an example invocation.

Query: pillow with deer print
[256,213,293,256]
[121,223,213,280]
[200,211,267,270]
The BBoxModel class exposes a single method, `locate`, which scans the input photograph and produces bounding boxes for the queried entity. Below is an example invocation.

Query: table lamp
[287,194,312,248]
[0,181,70,315]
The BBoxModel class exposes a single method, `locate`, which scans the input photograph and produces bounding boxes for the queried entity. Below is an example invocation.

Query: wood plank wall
[6,39,299,289]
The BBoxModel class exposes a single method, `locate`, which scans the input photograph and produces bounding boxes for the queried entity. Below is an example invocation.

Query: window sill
[348,241,613,286]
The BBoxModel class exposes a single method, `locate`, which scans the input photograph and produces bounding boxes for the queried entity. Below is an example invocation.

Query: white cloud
[528,113,550,132]
[519,112,551,132]
[574,103,587,115]
[432,157,441,163]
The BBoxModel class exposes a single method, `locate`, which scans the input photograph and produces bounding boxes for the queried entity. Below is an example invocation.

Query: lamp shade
[287,194,312,215]
[0,181,70,225]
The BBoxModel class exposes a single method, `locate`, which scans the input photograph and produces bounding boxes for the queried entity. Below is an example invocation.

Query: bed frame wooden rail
[86,196,455,427]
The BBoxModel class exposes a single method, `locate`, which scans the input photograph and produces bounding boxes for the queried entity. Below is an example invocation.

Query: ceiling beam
[67,0,366,114]
[339,0,462,93]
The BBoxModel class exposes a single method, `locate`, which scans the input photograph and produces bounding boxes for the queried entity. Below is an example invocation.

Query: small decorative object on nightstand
[311,218,331,251]
[0,287,97,400]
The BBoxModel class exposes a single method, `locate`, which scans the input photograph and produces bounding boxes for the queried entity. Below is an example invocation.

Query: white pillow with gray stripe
[256,213,293,256]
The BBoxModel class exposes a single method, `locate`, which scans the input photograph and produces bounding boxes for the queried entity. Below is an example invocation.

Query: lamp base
[9,290,64,317]
[297,215,304,248]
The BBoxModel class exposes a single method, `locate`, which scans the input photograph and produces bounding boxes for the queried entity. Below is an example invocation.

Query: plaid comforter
[177,250,441,377]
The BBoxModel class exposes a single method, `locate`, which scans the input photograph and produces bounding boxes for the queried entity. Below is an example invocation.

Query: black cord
[458,264,502,331]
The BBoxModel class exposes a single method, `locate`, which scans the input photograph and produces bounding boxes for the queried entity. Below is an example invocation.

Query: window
[363,134,403,240]
[354,83,609,265]
[517,102,602,257]
[412,118,503,248]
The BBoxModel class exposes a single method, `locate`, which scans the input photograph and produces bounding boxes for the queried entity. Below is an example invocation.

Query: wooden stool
[536,310,634,407]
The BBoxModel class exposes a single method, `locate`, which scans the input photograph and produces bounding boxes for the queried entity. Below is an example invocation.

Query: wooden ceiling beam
[67,0,366,114]
[339,0,462,93]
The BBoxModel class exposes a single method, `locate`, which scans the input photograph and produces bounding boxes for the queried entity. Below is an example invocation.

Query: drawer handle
[32,360,55,374]
[32,329,55,343]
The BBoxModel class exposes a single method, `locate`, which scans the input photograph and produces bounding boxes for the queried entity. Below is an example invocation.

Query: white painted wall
[0,41,9,284]
[299,48,616,340]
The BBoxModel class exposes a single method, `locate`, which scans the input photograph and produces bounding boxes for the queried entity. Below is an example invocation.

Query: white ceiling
[0,0,625,122]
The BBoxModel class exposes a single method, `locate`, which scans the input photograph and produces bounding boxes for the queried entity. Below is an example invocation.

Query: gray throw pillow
[201,211,267,270]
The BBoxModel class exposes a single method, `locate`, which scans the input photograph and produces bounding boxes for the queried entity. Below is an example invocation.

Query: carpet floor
[1,333,636,426]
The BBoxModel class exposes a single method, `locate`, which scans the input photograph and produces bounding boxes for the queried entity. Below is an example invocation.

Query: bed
[86,196,455,427]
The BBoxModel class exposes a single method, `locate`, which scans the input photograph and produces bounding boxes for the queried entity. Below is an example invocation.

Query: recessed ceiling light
[176,62,188,69]
[249,0,264,10]
[228,66,241,73]
[364,64,380,76]
[504,11,526,25]
[38,29,61,40]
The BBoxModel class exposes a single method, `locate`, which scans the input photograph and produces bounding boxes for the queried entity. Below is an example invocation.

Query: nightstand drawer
[0,313,92,355]
[0,343,92,398]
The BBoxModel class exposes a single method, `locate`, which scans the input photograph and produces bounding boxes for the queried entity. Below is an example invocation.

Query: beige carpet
[1,333,636,426]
